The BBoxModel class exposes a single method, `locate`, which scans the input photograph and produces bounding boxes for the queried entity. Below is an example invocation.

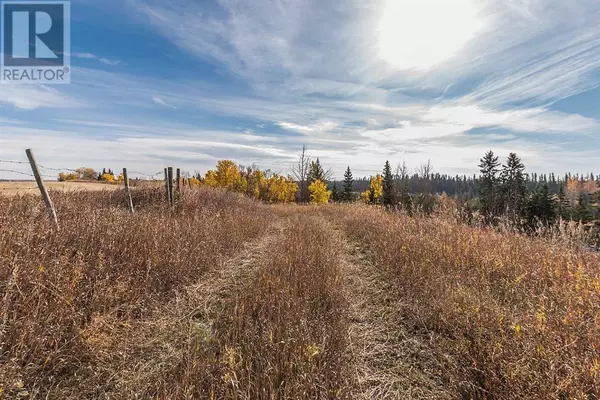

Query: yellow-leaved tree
[58,172,77,181]
[216,160,242,189]
[200,160,298,204]
[205,160,243,190]
[308,179,331,204]
[265,174,298,203]
[204,170,219,187]
[245,168,266,199]
[566,177,599,203]
[75,167,98,181]
[361,174,383,204]
[99,173,115,183]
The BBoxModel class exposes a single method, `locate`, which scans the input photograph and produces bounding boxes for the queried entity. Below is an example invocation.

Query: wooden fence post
[25,149,59,230]
[176,168,181,195]
[164,168,169,203]
[167,167,174,206]
[123,168,134,213]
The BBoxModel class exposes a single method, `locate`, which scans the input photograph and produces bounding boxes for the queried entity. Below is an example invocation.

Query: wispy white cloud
[422,104,599,134]
[152,96,176,109]
[73,52,122,66]
[0,85,83,110]
[277,121,338,134]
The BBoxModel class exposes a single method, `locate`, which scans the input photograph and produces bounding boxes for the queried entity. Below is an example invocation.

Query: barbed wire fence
[0,150,184,228]
[0,158,165,183]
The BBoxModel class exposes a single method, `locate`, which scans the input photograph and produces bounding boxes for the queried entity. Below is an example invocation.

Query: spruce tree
[307,159,325,187]
[500,152,527,221]
[478,150,501,223]
[575,193,591,223]
[556,185,571,220]
[342,166,354,202]
[526,184,555,229]
[537,183,555,225]
[331,181,340,202]
[382,160,395,207]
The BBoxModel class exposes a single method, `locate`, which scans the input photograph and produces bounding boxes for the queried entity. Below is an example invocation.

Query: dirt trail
[69,218,288,399]
[64,212,451,398]
[333,228,453,399]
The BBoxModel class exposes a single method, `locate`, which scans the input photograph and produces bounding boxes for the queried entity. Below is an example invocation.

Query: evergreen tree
[500,152,527,221]
[538,183,555,224]
[331,181,340,202]
[382,160,395,207]
[307,158,325,187]
[575,193,591,223]
[526,184,555,229]
[556,185,571,220]
[342,166,354,202]
[478,150,501,223]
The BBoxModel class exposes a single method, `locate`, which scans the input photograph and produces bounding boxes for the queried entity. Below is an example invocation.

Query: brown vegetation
[327,204,600,399]
[1,187,599,399]
[0,181,120,196]
[0,187,272,398]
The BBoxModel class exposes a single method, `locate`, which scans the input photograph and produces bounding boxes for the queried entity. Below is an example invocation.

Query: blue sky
[1,0,599,179]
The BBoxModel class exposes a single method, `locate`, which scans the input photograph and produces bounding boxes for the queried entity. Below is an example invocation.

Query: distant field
[0,181,119,195]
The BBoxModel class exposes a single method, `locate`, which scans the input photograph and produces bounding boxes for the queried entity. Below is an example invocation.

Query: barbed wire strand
[0,169,56,179]
[0,159,29,165]
[129,170,165,178]
[0,160,167,180]
[0,160,76,176]
[38,165,79,173]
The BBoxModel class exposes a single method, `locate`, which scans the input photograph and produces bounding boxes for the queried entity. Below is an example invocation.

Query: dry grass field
[0,181,119,196]
[0,186,599,399]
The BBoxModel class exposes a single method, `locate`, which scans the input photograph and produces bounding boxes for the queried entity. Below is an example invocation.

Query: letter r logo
[2,1,69,67]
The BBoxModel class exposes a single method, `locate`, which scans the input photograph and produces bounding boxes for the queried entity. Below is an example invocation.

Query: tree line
[56,147,599,234]
[476,150,599,229]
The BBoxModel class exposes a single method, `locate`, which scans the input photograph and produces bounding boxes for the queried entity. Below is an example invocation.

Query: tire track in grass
[206,214,349,399]
[82,213,350,399]
[71,218,287,399]
[335,229,453,399]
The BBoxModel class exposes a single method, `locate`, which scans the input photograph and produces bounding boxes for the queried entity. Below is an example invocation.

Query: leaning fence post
[164,168,169,203]
[167,167,174,206]
[25,149,59,230]
[123,168,134,213]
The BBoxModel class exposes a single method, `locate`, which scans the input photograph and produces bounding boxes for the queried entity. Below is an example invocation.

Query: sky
[1,0,599,180]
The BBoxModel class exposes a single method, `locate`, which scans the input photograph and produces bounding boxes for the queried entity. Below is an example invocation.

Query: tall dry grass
[159,214,349,399]
[0,187,272,397]
[330,204,600,399]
